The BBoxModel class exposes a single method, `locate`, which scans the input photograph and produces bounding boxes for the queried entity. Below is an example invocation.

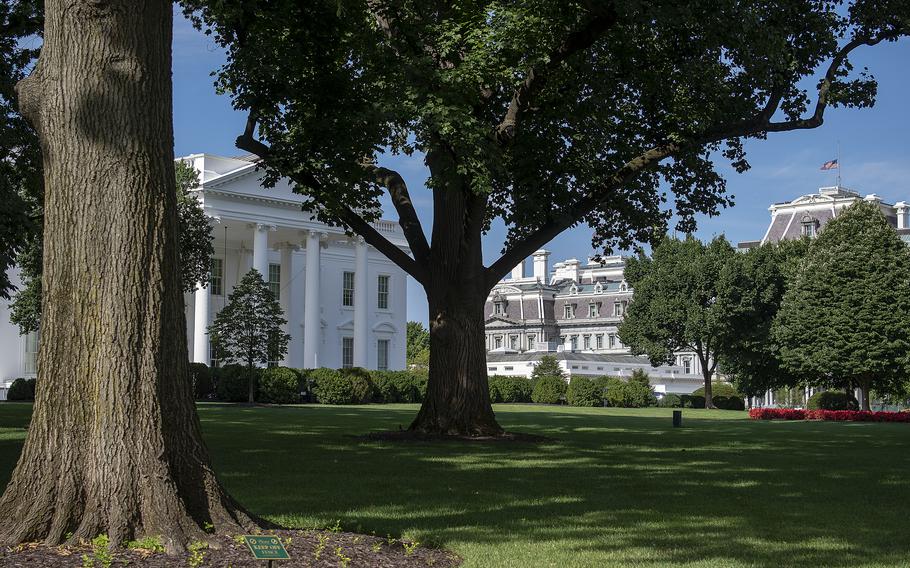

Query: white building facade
[0,153,409,387]
[484,250,705,395]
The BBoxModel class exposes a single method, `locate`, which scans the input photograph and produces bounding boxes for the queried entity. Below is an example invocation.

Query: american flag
[820,159,839,170]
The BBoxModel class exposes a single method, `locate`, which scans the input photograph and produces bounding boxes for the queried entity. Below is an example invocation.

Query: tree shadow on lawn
[2,403,909,567]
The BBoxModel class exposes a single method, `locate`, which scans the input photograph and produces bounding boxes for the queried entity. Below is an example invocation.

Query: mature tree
[715,238,809,399]
[209,269,290,403]
[772,201,910,410]
[182,0,909,434]
[406,320,430,368]
[619,236,736,408]
[8,160,214,334]
[0,0,255,550]
[530,354,565,382]
[0,0,42,299]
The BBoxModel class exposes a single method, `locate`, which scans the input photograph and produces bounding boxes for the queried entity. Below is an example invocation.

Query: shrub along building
[0,153,409,394]
[484,250,705,395]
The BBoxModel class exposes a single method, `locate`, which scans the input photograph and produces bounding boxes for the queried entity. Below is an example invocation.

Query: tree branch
[365,164,431,264]
[235,115,429,285]
[494,6,618,146]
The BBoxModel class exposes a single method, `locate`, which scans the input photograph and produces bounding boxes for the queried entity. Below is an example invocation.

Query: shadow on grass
[1,402,909,567]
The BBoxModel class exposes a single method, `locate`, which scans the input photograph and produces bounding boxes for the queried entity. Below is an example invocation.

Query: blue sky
[171,12,910,325]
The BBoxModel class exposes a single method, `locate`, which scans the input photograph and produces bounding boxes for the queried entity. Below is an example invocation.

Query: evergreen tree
[618,235,736,408]
[772,201,910,410]
[209,269,291,403]
[531,355,565,382]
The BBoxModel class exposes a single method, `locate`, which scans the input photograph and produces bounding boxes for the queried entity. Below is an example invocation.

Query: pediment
[485,316,517,327]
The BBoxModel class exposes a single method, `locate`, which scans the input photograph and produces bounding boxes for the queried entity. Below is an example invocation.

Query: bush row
[807,391,859,411]
[6,378,36,401]
[749,407,910,422]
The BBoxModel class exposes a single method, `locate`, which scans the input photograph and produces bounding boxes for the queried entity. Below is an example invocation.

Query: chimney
[896,201,909,229]
[533,249,551,282]
[511,259,526,280]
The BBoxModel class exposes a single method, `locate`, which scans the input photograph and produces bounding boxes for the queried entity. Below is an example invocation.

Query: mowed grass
[1,403,909,567]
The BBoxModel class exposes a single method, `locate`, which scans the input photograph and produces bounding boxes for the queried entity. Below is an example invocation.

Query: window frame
[342,336,354,368]
[210,258,224,296]
[267,263,281,300]
[377,339,390,370]
[377,274,390,310]
[342,271,355,307]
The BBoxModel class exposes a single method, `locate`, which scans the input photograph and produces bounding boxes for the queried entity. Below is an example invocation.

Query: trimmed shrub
[567,376,602,407]
[215,364,259,402]
[807,391,860,411]
[489,375,533,403]
[532,375,566,404]
[693,382,742,398]
[805,409,910,422]
[749,407,806,420]
[657,393,682,408]
[340,367,376,404]
[7,378,36,401]
[680,394,706,409]
[259,367,301,404]
[189,363,214,400]
[311,368,355,404]
[605,376,656,408]
[713,395,746,411]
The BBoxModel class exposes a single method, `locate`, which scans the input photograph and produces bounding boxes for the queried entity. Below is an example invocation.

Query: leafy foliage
[531,375,566,404]
[773,202,910,404]
[311,369,355,405]
[530,355,565,383]
[604,373,657,408]
[368,370,426,403]
[657,394,682,408]
[214,364,257,403]
[807,391,859,411]
[189,362,214,399]
[259,367,302,404]
[209,269,290,402]
[693,383,741,398]
[566,376,602,407]
[406,321,430,369]
[488,375,533,403]
[6,377,35,401]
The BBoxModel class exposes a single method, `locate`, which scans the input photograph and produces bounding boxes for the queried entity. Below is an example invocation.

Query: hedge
[712,395,746,411]
[340,367,376,404]
[369,370,425,403]
[310,368,355,404]
[489,375,533,403]
[215,364,259,402]
[680,394,706,409]
[532,375,566,404]
[189,363,214,400]
[657,393,682,408]
[566,376,602,407]
[604,376,656,408]
[750,407,910,422]
[7,378,36,401]
[693,382,742,398]
[807,391,859,411]
[259,367,302,404]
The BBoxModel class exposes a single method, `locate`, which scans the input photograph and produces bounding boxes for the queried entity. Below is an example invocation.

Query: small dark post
[672,410,682,427]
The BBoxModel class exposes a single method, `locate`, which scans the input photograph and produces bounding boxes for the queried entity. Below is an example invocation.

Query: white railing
[371,220,400,234]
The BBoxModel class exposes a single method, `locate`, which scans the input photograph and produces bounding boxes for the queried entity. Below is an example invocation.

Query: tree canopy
[772,201,910,409]
[618,235,736,407]
[177,0,910,434]
[406,320,430,369]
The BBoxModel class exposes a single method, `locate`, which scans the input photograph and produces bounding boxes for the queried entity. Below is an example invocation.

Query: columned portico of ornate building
[178,153,409,371]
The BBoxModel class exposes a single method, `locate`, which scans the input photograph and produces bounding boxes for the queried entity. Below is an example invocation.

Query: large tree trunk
[409,151,502,436]
[0,0,256,552]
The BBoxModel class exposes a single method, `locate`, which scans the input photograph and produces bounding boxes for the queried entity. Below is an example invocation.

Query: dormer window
[619,281,628,292]
[564,304,575,319]
[594,282,604,294]
[569,284,579,295]
[494,301,505,316]
[801,214,820,238]
[588,302,598,318]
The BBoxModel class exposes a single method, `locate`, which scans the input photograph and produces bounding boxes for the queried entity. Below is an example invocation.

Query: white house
[0,153,409,389]
[484,251,705,395]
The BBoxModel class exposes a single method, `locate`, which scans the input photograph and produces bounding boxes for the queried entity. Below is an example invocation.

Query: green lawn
[1,403,909,567]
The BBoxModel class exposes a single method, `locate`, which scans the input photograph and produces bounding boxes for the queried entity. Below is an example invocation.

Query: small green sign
[244,535,290,560]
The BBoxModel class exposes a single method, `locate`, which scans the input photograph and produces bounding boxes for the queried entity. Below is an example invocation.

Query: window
[683,357,692,374]
[609,334,616,348]
[268,263,281,299]
[588,303,598,318]
[596,334,603,349]
[209,343,220,369]
[23,331,39,375]
[494,301,505,315]
[504,366,514,371]
[494,335,503,349]
[210,258,223,296]
[802,222,816,237]
[564,304,575,319]
[583,335,590,350]
[488,367,497,372]
[342,337,354,368]
[613,301,624,317]
[528,334,536,351]
[377,339,389,370]
[377,275,390,309]
[510,335,519,350]
[342,271,355,306]
[570,336,578,351]
[559,335,566,346]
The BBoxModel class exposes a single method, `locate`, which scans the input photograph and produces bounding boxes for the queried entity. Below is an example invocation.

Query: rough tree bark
[0,0,256,551]
[408,151,502,436]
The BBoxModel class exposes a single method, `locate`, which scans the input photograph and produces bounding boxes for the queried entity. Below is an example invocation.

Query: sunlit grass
[1,402,909,567]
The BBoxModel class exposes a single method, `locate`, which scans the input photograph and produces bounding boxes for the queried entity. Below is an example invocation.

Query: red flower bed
[749,408,805,420]
[749,407,910,422]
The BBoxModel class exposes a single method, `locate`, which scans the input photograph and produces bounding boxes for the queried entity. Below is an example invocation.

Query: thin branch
[235,115,428,284]
[494,6,618,146]
[365,164,431,264]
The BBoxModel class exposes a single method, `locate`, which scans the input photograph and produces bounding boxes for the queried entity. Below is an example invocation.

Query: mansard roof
[486,351,656,364]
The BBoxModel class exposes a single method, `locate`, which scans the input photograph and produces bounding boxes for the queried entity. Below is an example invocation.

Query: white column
[192,284,210,364]
[252,223,272,277]
[353,238,369,368]
[279,244,296,366]
[302,231,323,368]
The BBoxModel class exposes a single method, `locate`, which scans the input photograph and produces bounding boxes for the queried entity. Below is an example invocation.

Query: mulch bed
[0,529,461,567]
[358,430,554,443]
